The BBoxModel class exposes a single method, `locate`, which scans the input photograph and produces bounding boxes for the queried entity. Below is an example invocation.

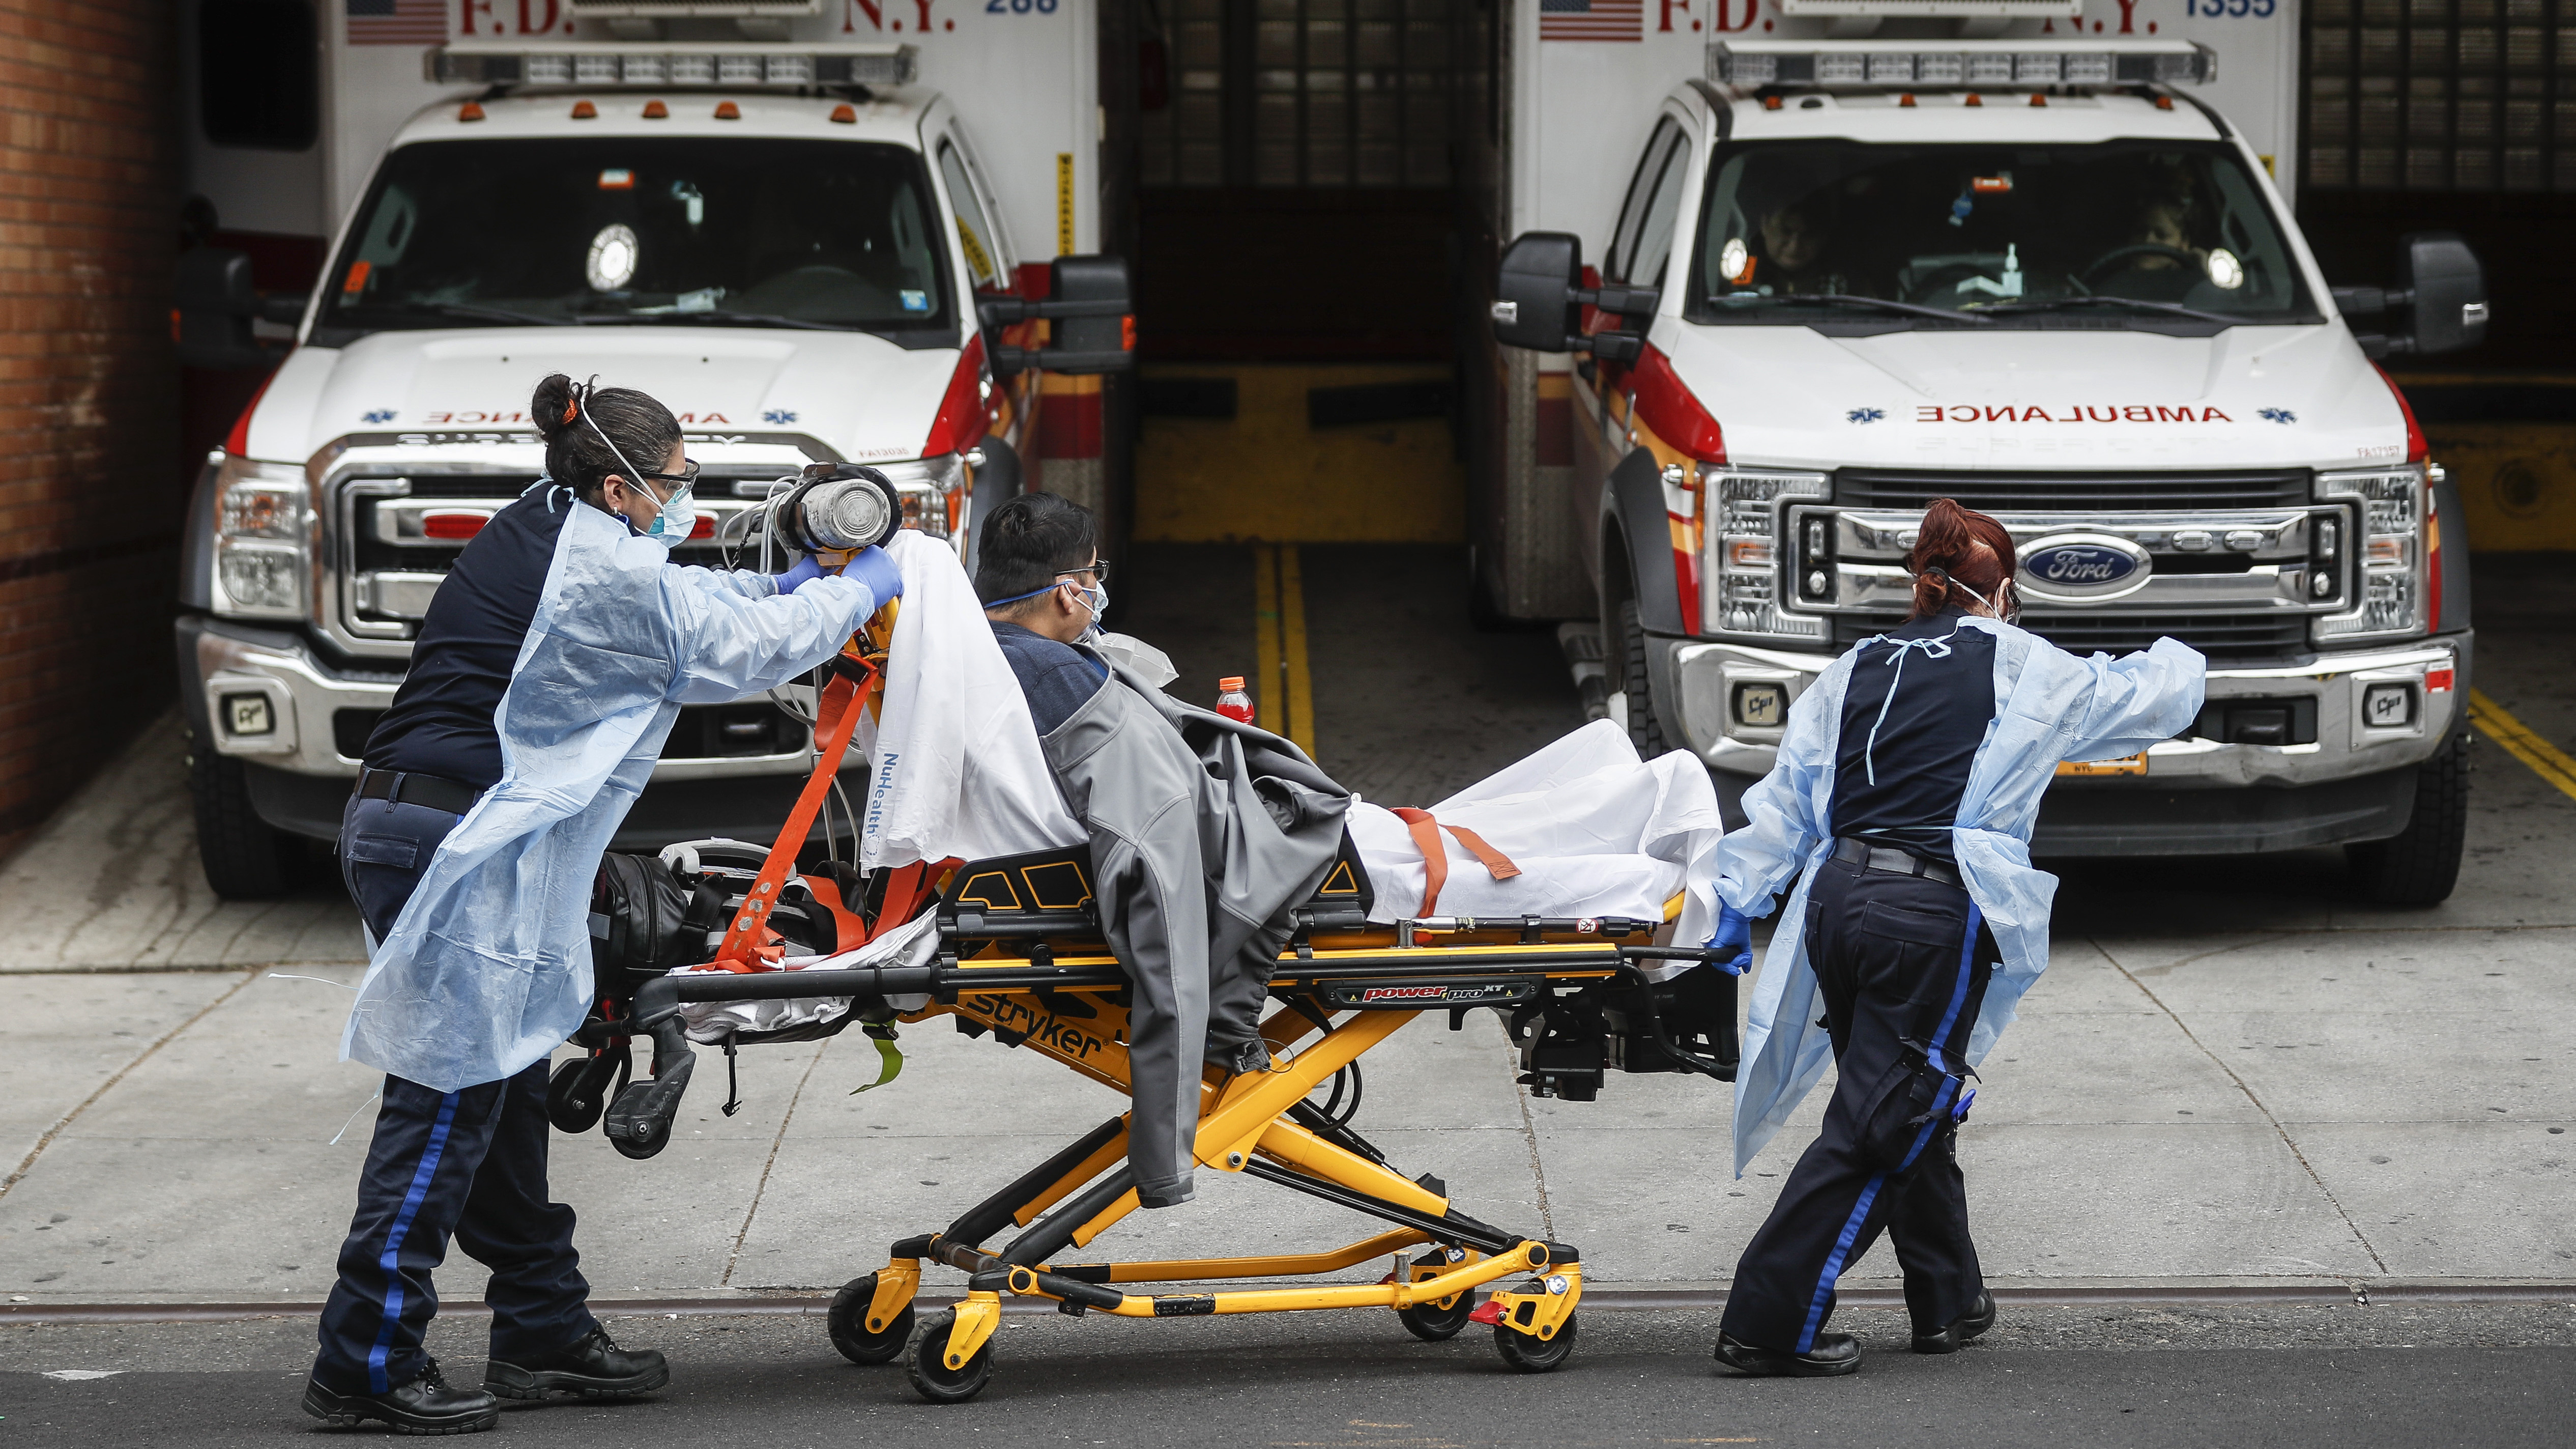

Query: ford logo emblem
[2019,533,2153,602]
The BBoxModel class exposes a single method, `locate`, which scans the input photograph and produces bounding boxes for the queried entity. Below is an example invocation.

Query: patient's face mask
[1068,578,1108,633]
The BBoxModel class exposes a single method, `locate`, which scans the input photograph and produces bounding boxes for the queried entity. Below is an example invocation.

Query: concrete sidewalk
[2,718,2571,1309]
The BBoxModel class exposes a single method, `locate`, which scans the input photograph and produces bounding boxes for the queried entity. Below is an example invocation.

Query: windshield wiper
[1725,293,1993,324]
[584,309,860,332]
[372,300,584,327]
[1978,296,2247,325]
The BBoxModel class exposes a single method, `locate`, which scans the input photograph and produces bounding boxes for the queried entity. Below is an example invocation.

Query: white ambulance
[1479,7,2485,902]
[175,3,1131,896]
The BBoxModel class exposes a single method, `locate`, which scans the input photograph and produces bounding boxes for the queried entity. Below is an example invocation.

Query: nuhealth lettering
[1912,405,2236,423]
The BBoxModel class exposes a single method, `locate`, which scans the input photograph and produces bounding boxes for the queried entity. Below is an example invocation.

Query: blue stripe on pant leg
[1925,902,1983,1075]
[1796,1174,1886,1353]
[366,1091,461,1394]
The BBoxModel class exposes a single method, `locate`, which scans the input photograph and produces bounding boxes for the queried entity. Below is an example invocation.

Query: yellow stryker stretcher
[563,613,1740,1404]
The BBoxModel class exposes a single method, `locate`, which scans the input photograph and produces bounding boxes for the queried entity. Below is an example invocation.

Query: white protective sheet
[850,531,1086,872]
[1346,719,1723,975]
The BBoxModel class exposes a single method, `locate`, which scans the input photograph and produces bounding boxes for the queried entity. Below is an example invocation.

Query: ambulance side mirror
[2396,232,2487,357]
[173,247,275,370]
[1493,232,1583,353]
[1493,232,1655,361]
[2332,231,2487,360]
[981,254,1138,376]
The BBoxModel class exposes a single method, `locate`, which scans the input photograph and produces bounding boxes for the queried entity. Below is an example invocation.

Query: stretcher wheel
[1396,1293,1475,1342]
[827,1273,914,1365]
[903,1309,993,1404]
[606,1109,671,1160]
[1493,1312,1578,1374]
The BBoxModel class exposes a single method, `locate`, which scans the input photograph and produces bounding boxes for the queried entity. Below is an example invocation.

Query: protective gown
[341,495,886,1092]
[1718,618,2204,1176]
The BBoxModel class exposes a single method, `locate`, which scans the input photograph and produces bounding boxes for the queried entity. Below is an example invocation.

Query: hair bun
[529,374,578,443]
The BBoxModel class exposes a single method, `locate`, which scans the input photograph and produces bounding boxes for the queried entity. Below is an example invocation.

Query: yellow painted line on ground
[1254,545,1284,738]
[2469,689,2576,802]
[1280,545,1317,760]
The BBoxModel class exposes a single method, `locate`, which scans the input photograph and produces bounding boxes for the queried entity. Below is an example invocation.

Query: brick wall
[0,0,179,860]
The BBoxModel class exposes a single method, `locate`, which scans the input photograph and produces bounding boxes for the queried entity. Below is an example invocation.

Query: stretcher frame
[585,605,1738,1402]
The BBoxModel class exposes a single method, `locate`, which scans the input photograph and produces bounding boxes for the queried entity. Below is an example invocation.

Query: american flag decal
[1539,0,1642,42]
[346,0,448,45]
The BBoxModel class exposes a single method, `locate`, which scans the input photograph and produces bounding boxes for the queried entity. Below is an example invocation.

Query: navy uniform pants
[312,790,597,1395]
[1718,853,1995,1353]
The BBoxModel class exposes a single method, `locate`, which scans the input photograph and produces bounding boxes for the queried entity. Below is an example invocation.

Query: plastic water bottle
[1216,675,1255,724]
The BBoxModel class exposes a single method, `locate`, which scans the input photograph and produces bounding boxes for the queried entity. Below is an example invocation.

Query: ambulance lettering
[1912,405,2235,423]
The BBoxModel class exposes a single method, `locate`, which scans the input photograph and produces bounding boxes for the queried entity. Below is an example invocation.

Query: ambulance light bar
[428,42,917,89]
[1709,39,2213,90]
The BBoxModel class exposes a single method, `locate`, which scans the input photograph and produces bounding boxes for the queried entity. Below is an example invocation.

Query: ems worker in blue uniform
[305,375,902,1433]
[1705,499,2204,1377]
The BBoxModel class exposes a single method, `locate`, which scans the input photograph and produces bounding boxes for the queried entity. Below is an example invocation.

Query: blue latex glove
[841,545,904,610]
[1705,903,1755,976]
[776,552,824,594]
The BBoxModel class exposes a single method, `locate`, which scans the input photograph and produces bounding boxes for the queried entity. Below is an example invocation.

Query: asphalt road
[6,1303,2574,1447]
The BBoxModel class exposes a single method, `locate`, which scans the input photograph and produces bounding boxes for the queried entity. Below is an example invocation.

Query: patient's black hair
[975,492,1099,613]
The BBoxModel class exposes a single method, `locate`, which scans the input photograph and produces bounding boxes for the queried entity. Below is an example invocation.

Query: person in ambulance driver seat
[1701,499,2204,1378]
[305,374,903,1435]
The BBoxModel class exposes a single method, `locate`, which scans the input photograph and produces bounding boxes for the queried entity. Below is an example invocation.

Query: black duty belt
[355,767,482,816]
[1833,836,1963,890]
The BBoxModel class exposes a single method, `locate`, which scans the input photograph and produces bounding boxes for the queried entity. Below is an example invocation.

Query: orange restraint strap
[1387,808,1521,917]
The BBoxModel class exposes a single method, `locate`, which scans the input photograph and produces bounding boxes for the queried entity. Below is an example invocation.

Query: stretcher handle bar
[943,911,1101,939]
[628,964,941,1024]
[1606,953,1741,1084]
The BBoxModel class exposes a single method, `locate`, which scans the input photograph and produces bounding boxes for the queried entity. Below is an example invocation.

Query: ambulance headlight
[211,455,312,621]
[1704,467,1828,640]
[2312,465,2428,643]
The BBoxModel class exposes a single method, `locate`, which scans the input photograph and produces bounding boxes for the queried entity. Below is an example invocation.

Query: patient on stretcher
[677,497,1725,1206]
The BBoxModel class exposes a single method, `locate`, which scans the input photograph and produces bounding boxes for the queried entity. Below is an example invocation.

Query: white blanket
[1347,719,1722,973]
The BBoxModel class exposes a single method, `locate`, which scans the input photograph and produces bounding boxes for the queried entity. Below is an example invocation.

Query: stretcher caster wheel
[903,1309,993,1404]
[1493,1313,1578,1373]
[828,1273,914,1365]
[1397,1293,1475,1342]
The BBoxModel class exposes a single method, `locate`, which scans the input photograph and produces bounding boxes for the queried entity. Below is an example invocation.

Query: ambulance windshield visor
[1683,139,2320,328]
[313,137,956,342]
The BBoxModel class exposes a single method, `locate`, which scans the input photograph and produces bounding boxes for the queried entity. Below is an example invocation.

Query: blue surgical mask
[643,481,696,550]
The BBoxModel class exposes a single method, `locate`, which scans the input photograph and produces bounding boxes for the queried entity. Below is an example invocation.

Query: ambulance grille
[1833,611,2309,662]
[1834,468,2312,513]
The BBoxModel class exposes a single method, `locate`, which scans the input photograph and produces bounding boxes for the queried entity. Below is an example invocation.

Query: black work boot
[1912,1290,1997,1354]
[485,1327,669,1400]
[1713,1331,1863,1377]
[302,1357,499,1435]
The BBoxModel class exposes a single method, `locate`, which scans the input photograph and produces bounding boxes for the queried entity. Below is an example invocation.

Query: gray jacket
[1039,657,1351,1207]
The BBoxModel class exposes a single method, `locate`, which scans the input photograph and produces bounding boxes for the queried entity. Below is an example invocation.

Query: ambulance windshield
[1687,139,2320,329]
[312,137,956,343]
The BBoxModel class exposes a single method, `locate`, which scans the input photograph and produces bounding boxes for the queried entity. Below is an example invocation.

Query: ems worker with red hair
[1703,499,2205,1376]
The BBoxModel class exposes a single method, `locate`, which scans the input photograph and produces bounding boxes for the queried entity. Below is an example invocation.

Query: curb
[7,1282,2572,1326]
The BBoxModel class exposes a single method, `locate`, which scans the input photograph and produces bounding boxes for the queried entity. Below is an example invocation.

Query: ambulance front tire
[1493,1311,1578,1373]
[903,1309,993,1404]
[1613,599,1674,758]
[827,1273,915,1366]
[2345,730,2468,906]
[187,741,300,900]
